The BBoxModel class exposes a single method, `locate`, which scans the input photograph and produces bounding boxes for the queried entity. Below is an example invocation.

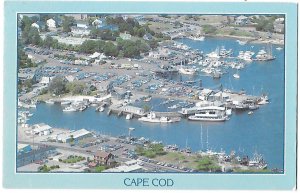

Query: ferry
[138,112,181,123]
[187,106,229,122]
[188,113,228,122]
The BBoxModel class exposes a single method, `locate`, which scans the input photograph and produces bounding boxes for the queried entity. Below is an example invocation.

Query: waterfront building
[32,123,52,136]
[17,143,32,154]
[56,129,92,143]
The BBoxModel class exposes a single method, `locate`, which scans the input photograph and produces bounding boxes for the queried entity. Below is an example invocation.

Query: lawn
[61,155,86,164]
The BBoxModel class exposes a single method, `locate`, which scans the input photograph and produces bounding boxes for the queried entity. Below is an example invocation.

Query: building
[234,15,250,26]
[104,160,144,172]
[56,129,92,143]
[17,143,32,154]
[31,22,40,31]
[46,18,56,29]
[71,26,91,36]
[93,151,115,166]
[17,145,56,168]
[273,23,284,33]
[32,123,52,136]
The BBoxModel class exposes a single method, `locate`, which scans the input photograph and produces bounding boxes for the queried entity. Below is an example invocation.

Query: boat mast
[200,124,204,150]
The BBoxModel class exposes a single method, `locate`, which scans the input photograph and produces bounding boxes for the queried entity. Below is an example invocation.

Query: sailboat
[256,44,276,61]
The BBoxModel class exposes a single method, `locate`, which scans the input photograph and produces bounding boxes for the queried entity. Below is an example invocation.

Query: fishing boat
[138,112,181,123]
[219,46,233,58]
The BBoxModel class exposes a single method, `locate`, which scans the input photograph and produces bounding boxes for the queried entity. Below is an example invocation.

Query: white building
[47,18,56,29]
[31,22,40,31]
[32,123,52,136]
[57,129,92,143]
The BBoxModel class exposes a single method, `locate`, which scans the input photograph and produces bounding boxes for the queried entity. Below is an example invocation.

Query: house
[234,15,250,26]
[65,75,75,82]
[71,26,91,37]
[93,151,115,166]
[64,14,88,20]
[120,32,132,40]
[143,33,153,41]
[46,18,56,29]
[92,18,105,27]
[39,76,51,85]
[76,21,89,29]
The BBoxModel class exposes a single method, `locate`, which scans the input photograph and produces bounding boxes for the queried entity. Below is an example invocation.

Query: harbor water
[27,37,285,170]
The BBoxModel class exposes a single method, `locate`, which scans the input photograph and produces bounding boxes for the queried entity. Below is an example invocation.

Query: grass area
[38,165,60,172]
[94,166,106,172]
[60,155,85,164]
[216,28,253,37]
[136,144,166,158]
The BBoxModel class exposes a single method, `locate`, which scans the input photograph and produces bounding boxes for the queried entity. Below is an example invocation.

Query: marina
[17,14,285,172]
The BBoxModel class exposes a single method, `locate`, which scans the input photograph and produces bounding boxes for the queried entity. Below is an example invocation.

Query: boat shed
[32,123,52,136]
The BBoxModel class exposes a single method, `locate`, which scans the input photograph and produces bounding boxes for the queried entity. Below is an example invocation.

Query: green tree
[48,76,67,95]
[62,16,75,32]
[202,25,217,34]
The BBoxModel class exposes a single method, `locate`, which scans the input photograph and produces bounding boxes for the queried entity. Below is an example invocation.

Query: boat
[188,107,229,122]
[236,40,247,45]
[126,114,131,120]
[248,111,253,115]
[61,101,71,105]
[45,99,55,104]
[233,73,240,79]
[256,48,276,61]
[98,106,105,112]
[63,106,77,112]
[189,35,205,41]
[276,47,283,51]
[206,47,220,59]
[248,152,267,169]
[178,67,197,75]
[258,95,269,105]
[219,46,233,58]
[78,105,87,111]
[138,112,181,123]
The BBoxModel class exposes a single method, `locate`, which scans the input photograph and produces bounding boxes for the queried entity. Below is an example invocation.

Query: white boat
[61,101,71,105]
[189,36,205,41]
[233,73,240,79]
[188,106,229,122]
[236,40,247,45]
[256,49,275,61]
[126,114,132,120]
[276,47,283,51]
[249,104,259,110]
[258,95,269,105]
[206,48,220,58]
[138,112,181,123]
[63,106,77,112]
[45,99,55,104]
[98,106,105,112]
[178,67,196,75]
[248,111,253,115]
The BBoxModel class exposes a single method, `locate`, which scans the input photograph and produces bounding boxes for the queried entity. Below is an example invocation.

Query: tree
[202,25,217,34]
[43,35,54,48]
[48,76,67,95]
[103,42,118,57]
[62,16,75,32]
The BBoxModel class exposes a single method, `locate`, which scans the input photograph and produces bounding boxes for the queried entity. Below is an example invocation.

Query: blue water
[26,37,285,170]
